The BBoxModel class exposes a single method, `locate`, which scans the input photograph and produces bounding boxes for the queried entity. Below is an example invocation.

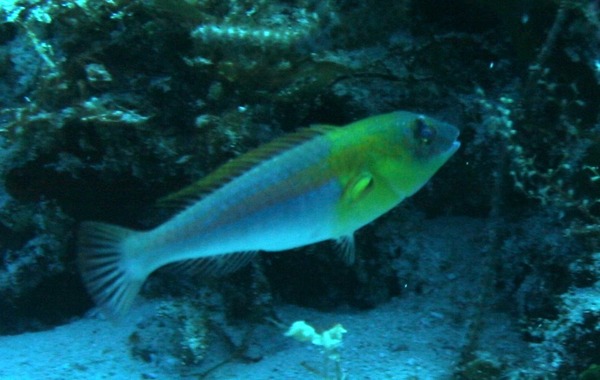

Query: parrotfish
[78,111,460,315]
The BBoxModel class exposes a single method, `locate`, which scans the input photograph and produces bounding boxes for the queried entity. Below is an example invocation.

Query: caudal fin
[78,221,145,317]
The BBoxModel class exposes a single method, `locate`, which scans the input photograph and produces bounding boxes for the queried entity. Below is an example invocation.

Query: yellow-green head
[326,111,460,235]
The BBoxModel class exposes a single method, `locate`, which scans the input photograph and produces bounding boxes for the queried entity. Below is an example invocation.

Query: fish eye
[414,116,435,145]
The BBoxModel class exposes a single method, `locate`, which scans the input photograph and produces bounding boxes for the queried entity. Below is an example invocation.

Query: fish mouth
[446,140,461,156]
[442,123,460,156]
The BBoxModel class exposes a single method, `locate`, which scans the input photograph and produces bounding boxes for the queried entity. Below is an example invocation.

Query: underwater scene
[0,0,599,379]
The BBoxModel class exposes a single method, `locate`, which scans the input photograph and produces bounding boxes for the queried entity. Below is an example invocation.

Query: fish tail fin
[78,221,146,317]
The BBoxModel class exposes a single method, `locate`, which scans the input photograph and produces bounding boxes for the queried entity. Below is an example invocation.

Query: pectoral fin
[343,172,374,203]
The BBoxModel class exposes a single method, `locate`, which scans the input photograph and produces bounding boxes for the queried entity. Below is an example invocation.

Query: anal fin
[168,251,257,277]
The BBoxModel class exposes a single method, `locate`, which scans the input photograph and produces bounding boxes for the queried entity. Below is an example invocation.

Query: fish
[78,111,460,316]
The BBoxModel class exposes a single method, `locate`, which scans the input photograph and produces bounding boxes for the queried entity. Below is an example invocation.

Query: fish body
[79,111,460,315]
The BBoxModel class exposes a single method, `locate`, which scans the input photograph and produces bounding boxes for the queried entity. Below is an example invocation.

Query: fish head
[374,111,460,198]
[328,110,461,235]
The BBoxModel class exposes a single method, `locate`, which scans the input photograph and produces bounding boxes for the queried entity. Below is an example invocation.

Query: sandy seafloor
[0,217,535,379]
[0,300,529,380]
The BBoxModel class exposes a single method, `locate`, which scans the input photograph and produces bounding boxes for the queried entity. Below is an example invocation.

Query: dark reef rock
[0,0,599,376]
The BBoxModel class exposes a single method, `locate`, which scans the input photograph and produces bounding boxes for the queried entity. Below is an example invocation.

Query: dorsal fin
[158,124,336,210]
